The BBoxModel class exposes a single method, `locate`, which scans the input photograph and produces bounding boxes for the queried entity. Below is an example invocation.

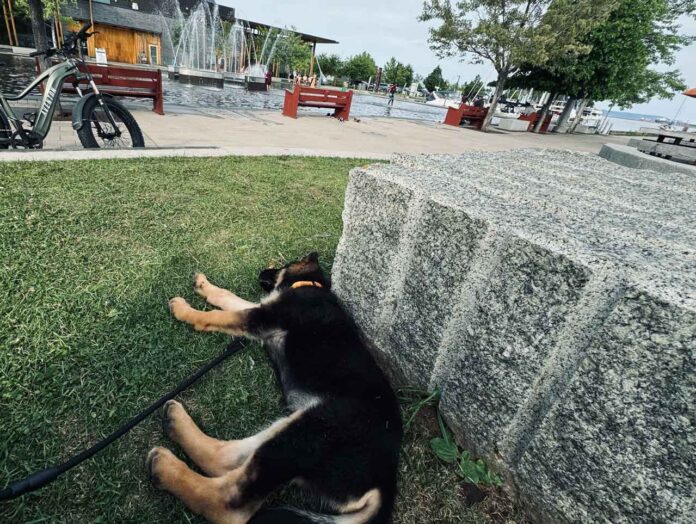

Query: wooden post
[7,0,19,47]
[309,40,316,77]
[3,0,15,46]
[6,0,19,46]
[53,0,64,45]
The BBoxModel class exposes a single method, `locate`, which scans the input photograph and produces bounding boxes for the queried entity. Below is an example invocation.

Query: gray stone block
[516,287,696,523]
[599,143,696,176]
[438,236,593,456]
[380,199,489,388]
[332,169,415,350]
[332,150,696,523]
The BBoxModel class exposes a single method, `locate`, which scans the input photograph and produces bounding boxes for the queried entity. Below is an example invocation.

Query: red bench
[443,104,488,129]
[282,86,352,120]
[35,59,164,115]
[518,112,552,133]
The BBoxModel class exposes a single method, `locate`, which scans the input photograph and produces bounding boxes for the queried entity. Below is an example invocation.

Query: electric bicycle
[0,22,144,149]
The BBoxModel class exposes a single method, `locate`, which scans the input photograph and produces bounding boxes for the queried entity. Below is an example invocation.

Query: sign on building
[95,48,108,65]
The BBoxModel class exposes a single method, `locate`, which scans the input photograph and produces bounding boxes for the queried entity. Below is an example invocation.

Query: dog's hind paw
[193,273,209,296]
[168,297,190,320]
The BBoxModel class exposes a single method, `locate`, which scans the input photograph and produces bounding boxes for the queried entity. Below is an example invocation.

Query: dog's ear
[259,268,278,292]
[297,251,319,264]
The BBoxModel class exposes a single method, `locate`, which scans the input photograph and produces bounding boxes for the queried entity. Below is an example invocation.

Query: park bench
[35,58,164,115]
[517,112,553,133]
[630,128,696,164]
[282,86,353,120]
[443,104,488,129]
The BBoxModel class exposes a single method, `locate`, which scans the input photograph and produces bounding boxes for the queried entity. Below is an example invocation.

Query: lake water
[2,53,692,132]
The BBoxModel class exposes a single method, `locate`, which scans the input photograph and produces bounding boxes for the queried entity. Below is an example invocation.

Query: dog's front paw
[147,446,180,490]
[168,297,190,321]
[162,399,193,443]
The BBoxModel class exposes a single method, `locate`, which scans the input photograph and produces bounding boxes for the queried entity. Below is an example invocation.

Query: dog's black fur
[246,253,403,523]
[156,253,403,524]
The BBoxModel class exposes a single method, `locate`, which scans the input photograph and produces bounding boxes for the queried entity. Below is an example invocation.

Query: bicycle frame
[0,59,87,142]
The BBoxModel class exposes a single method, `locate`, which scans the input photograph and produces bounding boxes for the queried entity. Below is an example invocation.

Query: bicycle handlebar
[76,21,93,39]
[29,22,93,59]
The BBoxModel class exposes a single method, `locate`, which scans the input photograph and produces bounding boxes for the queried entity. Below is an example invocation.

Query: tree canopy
[508,0,693,108]
[423,66,446,92]
[342,52,377,83]
[419,0,618,130]
[272,30,313,73]
[317,53,344,77]
[383,57,414,86]
[461,74,490,98]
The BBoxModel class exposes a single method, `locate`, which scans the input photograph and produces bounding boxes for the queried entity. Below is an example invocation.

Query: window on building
[148,44,159,65]
[93,0,110,4]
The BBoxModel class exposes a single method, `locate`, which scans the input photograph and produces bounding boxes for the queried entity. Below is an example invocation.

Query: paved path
[1,106,630,161]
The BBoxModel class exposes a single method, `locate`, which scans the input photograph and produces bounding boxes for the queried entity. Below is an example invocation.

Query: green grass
[0,156,517,523]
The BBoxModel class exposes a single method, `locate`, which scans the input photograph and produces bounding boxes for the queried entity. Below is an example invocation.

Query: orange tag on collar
[291,281,323,289]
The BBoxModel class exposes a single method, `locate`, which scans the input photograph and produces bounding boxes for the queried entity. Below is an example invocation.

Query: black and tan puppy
[147,253,402,524]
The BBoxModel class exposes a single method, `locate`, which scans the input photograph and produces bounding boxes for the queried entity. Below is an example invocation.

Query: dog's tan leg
[147,447,261,524]
[163,400,303,477]
[193,273,257,311]
[169,297,254,335]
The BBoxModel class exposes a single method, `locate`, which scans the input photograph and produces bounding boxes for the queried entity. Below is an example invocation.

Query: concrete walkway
[0,106,631,161]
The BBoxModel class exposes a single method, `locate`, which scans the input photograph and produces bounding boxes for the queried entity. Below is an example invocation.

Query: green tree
[460,75,489,98]
[423,65,445,92]
[13,0,63,69]
[317,53,344,77]
[272,30,312,74]
[419,0,618,131]
[571,0,691,106]
[510,0,694,132]
[383,57,414,85]
[342,52,377,83]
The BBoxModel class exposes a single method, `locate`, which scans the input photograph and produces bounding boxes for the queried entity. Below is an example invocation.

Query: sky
[225,1,696,122]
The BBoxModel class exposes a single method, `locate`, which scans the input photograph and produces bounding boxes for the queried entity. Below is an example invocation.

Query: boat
[425,91,461,109]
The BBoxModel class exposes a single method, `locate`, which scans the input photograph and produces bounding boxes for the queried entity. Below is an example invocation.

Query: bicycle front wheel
[77,97,145,149]
[0,111,11,149]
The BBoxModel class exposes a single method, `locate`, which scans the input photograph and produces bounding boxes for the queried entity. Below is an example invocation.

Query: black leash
[0,338,247,501]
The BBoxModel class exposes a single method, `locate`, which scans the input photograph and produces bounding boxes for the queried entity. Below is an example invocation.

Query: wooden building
[67,21,163,66]
[8,0,336,71]
[60,0,236,66]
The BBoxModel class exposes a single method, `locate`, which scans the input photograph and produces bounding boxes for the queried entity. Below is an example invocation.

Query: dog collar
[291,281,323,289]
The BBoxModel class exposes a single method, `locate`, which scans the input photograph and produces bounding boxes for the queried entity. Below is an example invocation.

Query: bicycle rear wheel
[77,97,144,149]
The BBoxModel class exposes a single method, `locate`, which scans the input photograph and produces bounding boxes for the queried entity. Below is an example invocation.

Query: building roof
[238,18,338,45]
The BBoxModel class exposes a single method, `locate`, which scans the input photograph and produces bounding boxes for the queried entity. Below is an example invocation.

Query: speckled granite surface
[332,150,695,523]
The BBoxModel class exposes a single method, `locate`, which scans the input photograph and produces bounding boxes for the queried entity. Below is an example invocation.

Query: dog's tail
[249,488,387,524]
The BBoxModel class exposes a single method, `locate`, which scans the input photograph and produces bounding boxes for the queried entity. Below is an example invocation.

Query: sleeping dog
[147,253,403,523]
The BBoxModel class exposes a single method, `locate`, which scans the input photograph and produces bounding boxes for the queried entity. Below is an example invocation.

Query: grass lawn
[0,156,516,523]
